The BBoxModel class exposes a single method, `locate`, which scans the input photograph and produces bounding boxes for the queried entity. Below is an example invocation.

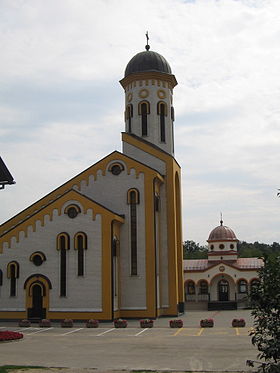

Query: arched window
[199,280,208,295]
[138,101,150,137]
[157,102,167,142]
[64,204,81,219]
[238,279,248,294]
[126,104,133,133]
[127,188,140,275]
[57,233,70,296]
[30,251,46,266]
[74,232,87,276]
[7,261,19,297]
[186,281,196,295]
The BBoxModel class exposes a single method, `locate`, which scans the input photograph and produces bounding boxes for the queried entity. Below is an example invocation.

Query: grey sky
[1,0,280,245]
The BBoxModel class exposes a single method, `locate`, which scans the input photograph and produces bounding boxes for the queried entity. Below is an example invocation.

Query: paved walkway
[0,310,257,372]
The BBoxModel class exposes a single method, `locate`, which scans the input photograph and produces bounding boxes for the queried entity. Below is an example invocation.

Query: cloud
[1,0,280,245]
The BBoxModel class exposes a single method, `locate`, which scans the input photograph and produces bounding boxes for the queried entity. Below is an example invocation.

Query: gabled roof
[0,151,163,235]
[0,189,124,251]
[0,157,15,188]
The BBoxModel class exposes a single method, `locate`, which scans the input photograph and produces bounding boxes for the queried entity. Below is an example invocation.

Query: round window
[230,244,234,249]
[67,207,78,219]
[33,255,43,266]
[111,165,122,175]
[219,244,225,250]
[210,245,214,251]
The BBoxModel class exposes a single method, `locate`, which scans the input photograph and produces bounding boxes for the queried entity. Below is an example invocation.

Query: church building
[184,220,263,310]
[0,42,185,321]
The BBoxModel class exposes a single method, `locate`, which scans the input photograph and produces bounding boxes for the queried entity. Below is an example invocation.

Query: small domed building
[184,220,263,310]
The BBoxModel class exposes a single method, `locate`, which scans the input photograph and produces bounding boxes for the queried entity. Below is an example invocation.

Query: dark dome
[125,50,172,77]
[208,222,238,242]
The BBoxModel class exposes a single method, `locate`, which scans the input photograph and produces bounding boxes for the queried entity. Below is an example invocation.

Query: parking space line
[173,327,184,336]
[235,328,240,336]
[60,328,83,336]
[196,328,204,336]
[26,327,53,335]
[134,328,149,336]
[15,327,39,332]
[0,326,7,329]
[96,328,115,336]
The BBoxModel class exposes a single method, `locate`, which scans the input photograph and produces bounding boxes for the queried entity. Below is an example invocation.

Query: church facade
[0,43,185,321]
[184,220,263,310]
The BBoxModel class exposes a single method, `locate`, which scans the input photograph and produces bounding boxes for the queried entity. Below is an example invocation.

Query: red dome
[207,221,238,242]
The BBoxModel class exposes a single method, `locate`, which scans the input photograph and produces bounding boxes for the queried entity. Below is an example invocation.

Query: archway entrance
[24,275,52,320]
[218,279,229,301]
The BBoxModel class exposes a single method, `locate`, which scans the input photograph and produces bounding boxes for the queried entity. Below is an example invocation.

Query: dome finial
[145,31,150,51]
[220,212,223,226]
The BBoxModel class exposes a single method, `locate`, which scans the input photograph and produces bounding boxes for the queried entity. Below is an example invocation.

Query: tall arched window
[126,104,133,133]
[127,188,140,276]
[57,232,70,296]
[138,101,150,137]
[7,261,19,297]
[157,102,167,142]
[74,232,87,276]
[0,269,3,286]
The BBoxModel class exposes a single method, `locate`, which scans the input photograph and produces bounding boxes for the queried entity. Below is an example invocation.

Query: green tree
[249,255,280,372]
[183,240,207,259]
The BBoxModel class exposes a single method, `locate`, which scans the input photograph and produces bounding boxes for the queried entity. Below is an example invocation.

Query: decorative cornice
[120,71,177,90]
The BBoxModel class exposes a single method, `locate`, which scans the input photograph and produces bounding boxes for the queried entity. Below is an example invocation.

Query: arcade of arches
[184,221,263,310]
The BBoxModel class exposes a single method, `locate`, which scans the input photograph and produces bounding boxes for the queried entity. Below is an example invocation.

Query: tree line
[183,240,280,259]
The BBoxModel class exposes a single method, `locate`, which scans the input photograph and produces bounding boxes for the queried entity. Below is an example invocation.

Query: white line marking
[14,327,38,332]
[134,328,149,336]
[26,327,53,335]
[0,326,7,329]
[60,328,83,336]
[96,328,115,336]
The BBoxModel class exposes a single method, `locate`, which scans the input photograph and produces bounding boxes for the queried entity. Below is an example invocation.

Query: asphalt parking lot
[0,310,258,372]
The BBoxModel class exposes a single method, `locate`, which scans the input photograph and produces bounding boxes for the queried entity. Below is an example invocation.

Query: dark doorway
[28,284,46,319]
[218,279,229,301]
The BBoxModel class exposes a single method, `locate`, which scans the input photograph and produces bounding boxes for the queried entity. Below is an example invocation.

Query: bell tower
[120,35,177,155]
[119,37,185,316]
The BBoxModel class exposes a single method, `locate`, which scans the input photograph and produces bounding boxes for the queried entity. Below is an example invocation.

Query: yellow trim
[74,232,87,250]
[122,132,184,315]
[56,232,70,251]
[144,173,157,317]
[157,101,168,116]
[7,261,19,279]
[0,311,25,319]
[101,215,113,319]
[64,204,81,215]
[112,221,122,317]
[157,89,166,99]
[120,71,177,90]
[0,189,124,251]
[138,100,150,115]
[127,188,140,204]
[25,275,50,317]
[29,251,46,262]
[139,89,149,99]
[0,151,160,239]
